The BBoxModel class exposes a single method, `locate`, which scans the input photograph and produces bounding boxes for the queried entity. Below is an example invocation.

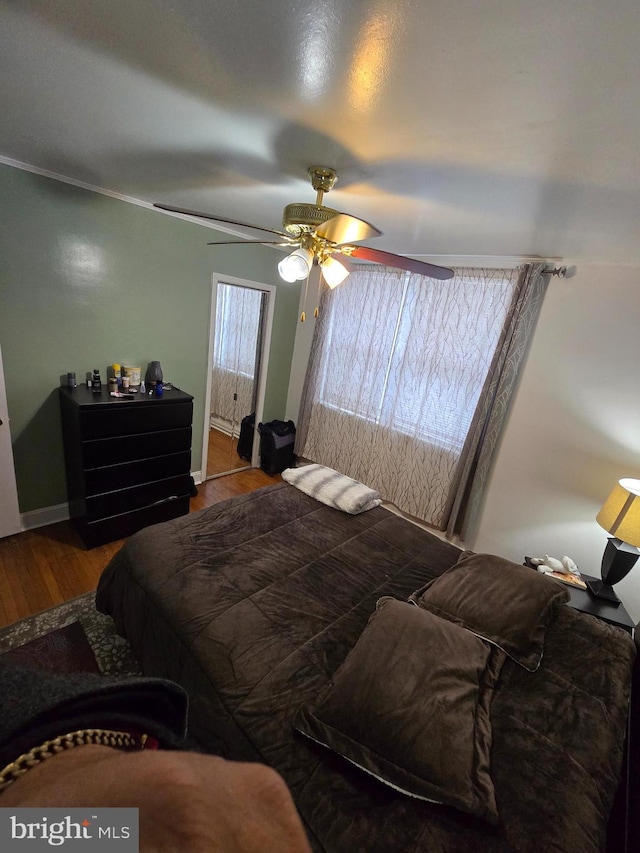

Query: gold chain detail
[0,729,149,794]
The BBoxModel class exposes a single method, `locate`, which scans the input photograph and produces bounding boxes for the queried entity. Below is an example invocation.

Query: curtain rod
[542,266,568,277]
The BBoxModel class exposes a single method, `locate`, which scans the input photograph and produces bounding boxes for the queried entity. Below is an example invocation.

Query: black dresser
[59,384,193,548]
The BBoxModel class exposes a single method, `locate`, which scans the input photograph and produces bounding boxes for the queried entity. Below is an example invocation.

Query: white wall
[474,263,640,622]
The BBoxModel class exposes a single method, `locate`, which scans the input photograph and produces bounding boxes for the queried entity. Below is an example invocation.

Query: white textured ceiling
[1,0,639,264]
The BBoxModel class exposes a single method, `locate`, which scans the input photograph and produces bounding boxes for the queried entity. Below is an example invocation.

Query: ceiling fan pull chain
[313,260,324,319]
[300,266,313,323]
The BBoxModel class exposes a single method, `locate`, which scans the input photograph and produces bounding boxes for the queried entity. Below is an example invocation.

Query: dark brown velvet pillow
[410,551,570,671]
[294,597,504,824]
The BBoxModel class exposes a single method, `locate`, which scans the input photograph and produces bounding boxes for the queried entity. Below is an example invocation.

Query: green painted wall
[0,164,300,512]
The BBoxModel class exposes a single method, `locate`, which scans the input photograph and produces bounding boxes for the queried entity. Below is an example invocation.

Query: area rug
[0,592,141,677]
[2,620,101,674]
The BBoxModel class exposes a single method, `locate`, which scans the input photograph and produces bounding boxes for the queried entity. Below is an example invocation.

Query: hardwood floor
[192,467,281,509]
[0,468,281,630]
[206,426,248,478]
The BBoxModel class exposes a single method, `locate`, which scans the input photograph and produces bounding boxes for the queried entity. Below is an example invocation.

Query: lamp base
[601,538,640,584]
[585,538,640,607]
[585,578,621,606]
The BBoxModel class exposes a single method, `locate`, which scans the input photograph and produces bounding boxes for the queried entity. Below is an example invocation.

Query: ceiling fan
[154,166,455,289]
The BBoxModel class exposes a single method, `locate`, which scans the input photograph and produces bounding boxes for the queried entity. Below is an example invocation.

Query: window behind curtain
[298,265,519,527]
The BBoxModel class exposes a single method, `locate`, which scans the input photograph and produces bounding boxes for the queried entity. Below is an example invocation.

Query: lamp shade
[277,247,313,282]
[596,478,640,548]
[320,256,350,288]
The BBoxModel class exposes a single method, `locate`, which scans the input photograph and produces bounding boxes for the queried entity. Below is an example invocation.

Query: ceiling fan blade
[348,246,455,280]
[315,213,381,245]
[154,203,289,238]
[206,240,294,246]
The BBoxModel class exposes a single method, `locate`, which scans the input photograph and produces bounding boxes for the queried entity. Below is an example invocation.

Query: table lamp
[587,478,640,605]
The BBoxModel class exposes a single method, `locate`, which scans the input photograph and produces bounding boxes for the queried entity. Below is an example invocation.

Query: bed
[96,482,637,853]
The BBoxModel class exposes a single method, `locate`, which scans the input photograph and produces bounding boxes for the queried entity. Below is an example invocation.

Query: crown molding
[0,155,246,238]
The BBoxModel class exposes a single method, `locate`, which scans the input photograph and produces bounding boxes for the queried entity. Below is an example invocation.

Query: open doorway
[202,274,275,480]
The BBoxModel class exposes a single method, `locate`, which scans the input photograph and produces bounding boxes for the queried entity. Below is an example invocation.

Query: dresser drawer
[82,427,192,467]
[84,450,191,496]
[81,495,191,548]
[80,401,193,439]
[85,473,191,520]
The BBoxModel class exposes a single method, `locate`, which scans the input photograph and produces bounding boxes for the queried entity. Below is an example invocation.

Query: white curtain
[297,265,541,529]
[210,284,263,426]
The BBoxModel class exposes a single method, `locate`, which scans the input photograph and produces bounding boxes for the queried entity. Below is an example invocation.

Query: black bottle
[92,369,102,393]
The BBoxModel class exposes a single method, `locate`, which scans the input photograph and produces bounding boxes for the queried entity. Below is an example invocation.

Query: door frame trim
[202,274,276,480]
[0,341,22,538]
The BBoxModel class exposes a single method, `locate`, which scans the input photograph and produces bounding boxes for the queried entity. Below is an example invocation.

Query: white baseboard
[19,469,203,532]
[209,416,235,437]
[20,502,70,531]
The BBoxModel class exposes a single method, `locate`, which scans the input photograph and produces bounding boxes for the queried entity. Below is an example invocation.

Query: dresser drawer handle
[148,495,180,507]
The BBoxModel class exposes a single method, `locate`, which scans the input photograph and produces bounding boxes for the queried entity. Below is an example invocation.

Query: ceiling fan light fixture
[157,166,455,285]
[320,255,350,288]
[278,247,313,282]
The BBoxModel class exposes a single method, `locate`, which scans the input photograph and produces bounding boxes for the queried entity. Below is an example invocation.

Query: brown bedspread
[96,483,635,853]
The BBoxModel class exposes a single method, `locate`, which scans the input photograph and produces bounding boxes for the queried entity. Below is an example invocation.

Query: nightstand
[524,559,635,635]
[566,574,635,635]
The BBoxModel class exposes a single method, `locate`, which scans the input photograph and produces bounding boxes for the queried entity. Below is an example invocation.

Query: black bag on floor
[258,419,296,475]
[237,413,255,461]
